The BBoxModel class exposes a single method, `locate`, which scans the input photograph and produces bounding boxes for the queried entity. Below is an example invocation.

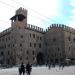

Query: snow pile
[0,66,75,75]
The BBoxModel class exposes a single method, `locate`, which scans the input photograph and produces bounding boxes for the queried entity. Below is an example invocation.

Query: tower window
[18,14,25,21]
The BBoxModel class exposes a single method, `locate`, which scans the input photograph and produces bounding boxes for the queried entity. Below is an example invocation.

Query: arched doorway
[36,52,44,65]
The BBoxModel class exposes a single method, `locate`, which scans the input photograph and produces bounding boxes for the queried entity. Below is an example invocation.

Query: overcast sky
[0,0,75,32]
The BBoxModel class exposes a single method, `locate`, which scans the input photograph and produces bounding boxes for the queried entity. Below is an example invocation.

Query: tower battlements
[45,24,75,33]
[26,24,44,33]
[16,7,27,16]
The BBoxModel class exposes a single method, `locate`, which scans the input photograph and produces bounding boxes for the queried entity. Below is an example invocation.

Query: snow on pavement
[0,66,75,75]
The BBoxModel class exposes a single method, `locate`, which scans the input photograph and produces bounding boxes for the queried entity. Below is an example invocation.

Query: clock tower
[10,7,28,64]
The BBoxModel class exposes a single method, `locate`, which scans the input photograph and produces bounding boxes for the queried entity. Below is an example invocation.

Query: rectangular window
[33,34,35,38]
[39,43,41,48]
[8,51,10,55]
[26,50,29,54]
[1,51,4,56]
[20,44,22,47]
[8,36,10,40]
[37,36,39,40]
[68,37,70,41]
[20,57,22,61]
[32,51,34,55]
[30,33,31,37]
[6,38,7,42]
[34,43,36,47]
[33,57,35,60]
[13,44,14,47]
[30,42,32,47]
[73,38,75,42]
[40,37,42,40]
[26,56,28,60]
[21,35,23,38]
[53,38,56,42]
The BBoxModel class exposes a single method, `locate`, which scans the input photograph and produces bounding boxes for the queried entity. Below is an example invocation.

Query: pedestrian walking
[19,62,25,75]
[26,63,32,75]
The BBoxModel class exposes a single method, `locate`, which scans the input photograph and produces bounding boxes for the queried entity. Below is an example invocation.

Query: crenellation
[41,28,43,31]
[52,24,54,27]
[67,26,70,31]
[50,25,52,28]
[62,24,64,28]
[39,28,41,31]
[37,27,39,31]
[45,24,75,33]
[48,27,50,30]
[64,25,67,29]
[46,29,48,32]
[26,24,44,32]
[27,24,30,28]
[46,24,75,33]
[54,24,56,27]
[59,24,61,27]
[35,26,37,30]
[56,24,58,27]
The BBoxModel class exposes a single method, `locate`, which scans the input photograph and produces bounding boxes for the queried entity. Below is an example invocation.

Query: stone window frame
[30,33,31,38]
[1,51,4,56]
[33,34,35,38]
[32,50,35,55]
[53,37,56,42]
[73,38,75,42]
[40,37,42,40]
[34,43,36,47]
[20,43,22,47]
[68,36,71,41]
[20,35,23,38]
[39,43,41,48]
[30,42,32,47]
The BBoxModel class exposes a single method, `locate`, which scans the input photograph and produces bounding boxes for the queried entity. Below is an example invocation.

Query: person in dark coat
[19,62,25,75]
[26,63,32,75]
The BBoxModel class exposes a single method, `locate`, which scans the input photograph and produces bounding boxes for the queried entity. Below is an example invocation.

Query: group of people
[19,62,32,75]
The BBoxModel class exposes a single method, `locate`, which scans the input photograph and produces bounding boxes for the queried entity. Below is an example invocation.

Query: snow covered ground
[0,65,75,75]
